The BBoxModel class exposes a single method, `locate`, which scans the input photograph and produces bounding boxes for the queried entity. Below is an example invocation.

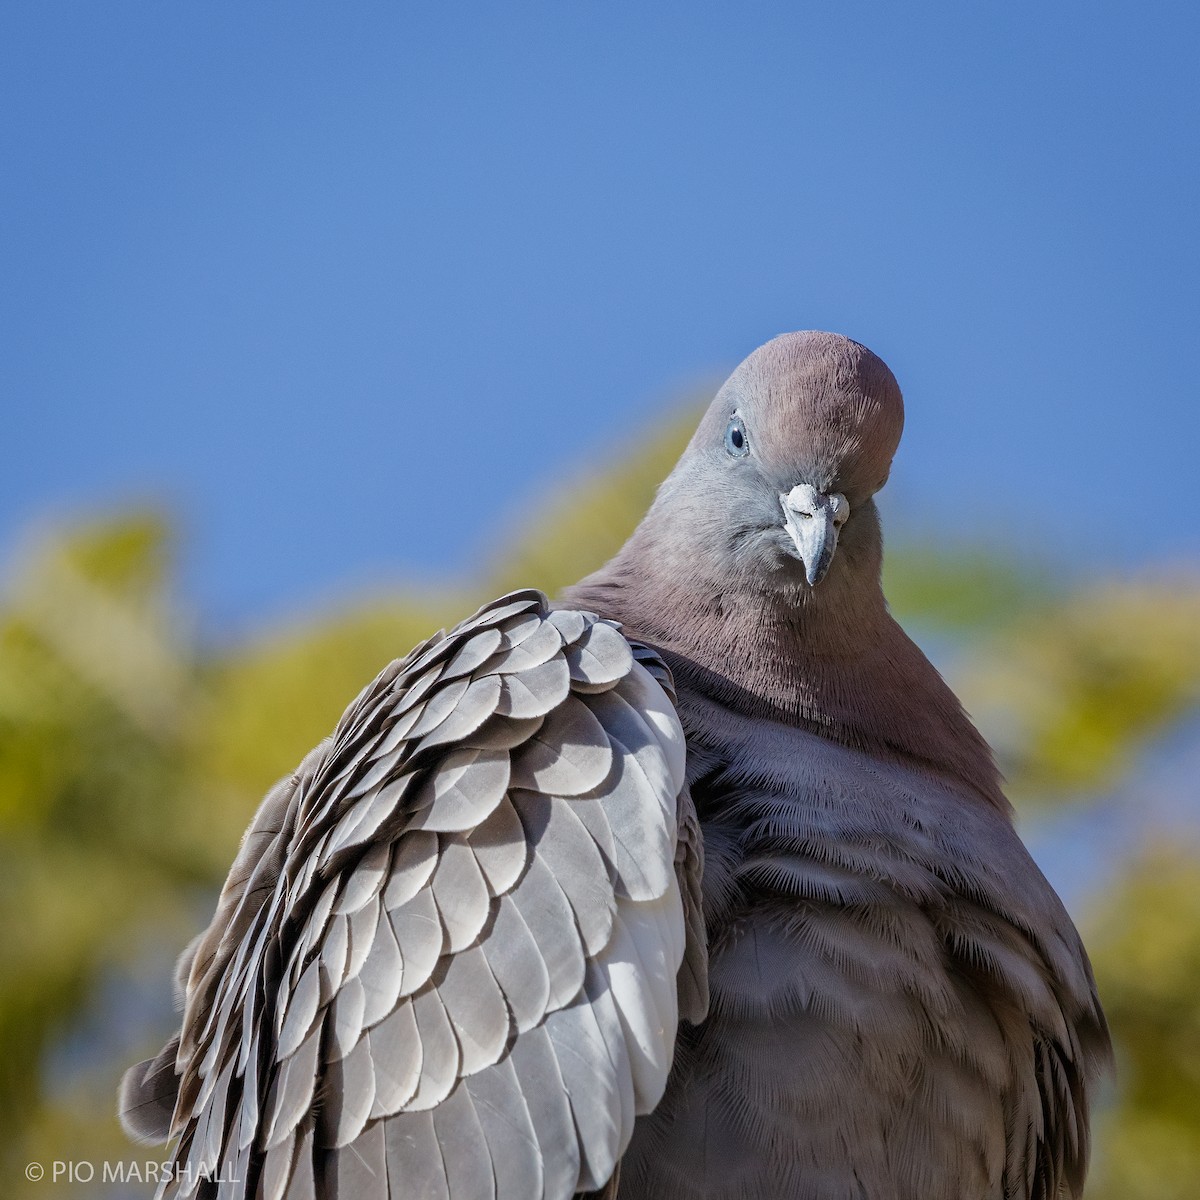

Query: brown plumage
[120,331,1109,1199]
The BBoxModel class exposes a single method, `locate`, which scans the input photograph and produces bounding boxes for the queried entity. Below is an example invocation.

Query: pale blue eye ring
[725,416,749,457]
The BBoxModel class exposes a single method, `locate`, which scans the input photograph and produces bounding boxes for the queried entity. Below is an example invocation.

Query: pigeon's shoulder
[120,590,707,1200]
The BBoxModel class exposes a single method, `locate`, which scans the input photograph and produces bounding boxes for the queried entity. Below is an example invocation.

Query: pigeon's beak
[780,485,850,587]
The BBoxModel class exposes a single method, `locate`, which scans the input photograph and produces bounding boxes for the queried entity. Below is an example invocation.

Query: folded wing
[119,590,704,1200]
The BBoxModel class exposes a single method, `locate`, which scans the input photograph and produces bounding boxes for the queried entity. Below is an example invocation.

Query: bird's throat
[563,556,1006,812]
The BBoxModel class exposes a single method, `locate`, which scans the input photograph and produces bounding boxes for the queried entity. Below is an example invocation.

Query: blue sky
[3,2,1197,629]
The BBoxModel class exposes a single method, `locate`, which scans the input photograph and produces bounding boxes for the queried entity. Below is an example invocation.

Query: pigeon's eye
[725,417,749,458]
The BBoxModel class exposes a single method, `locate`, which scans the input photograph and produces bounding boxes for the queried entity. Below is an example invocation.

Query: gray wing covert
[119,590,701,1200]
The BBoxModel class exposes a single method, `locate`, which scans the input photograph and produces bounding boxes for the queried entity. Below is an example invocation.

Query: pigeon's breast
[615,697,1104,1200]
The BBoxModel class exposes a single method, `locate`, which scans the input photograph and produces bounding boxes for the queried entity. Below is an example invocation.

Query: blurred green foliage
[960,581,1200,802]
[881,541,1056,632]
[1,410,1197,1196]
[1087,849,1200,1200]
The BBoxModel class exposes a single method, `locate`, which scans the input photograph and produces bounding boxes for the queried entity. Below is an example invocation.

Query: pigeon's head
[681,331,904,589]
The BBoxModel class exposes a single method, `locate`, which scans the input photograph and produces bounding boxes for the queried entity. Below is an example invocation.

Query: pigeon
[120,331,1110,1200]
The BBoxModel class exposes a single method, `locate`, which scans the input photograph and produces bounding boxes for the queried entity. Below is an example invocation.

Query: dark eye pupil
[725,418,749,457]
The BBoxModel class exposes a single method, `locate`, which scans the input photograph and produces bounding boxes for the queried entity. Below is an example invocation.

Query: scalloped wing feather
[120,590,706,1200]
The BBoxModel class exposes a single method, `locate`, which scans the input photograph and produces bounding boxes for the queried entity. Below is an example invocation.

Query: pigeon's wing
[118,741,333,1148]
[119,590,703,1200]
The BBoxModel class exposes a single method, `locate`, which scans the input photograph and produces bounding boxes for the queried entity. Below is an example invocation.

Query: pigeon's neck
[564,511,1006,812]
